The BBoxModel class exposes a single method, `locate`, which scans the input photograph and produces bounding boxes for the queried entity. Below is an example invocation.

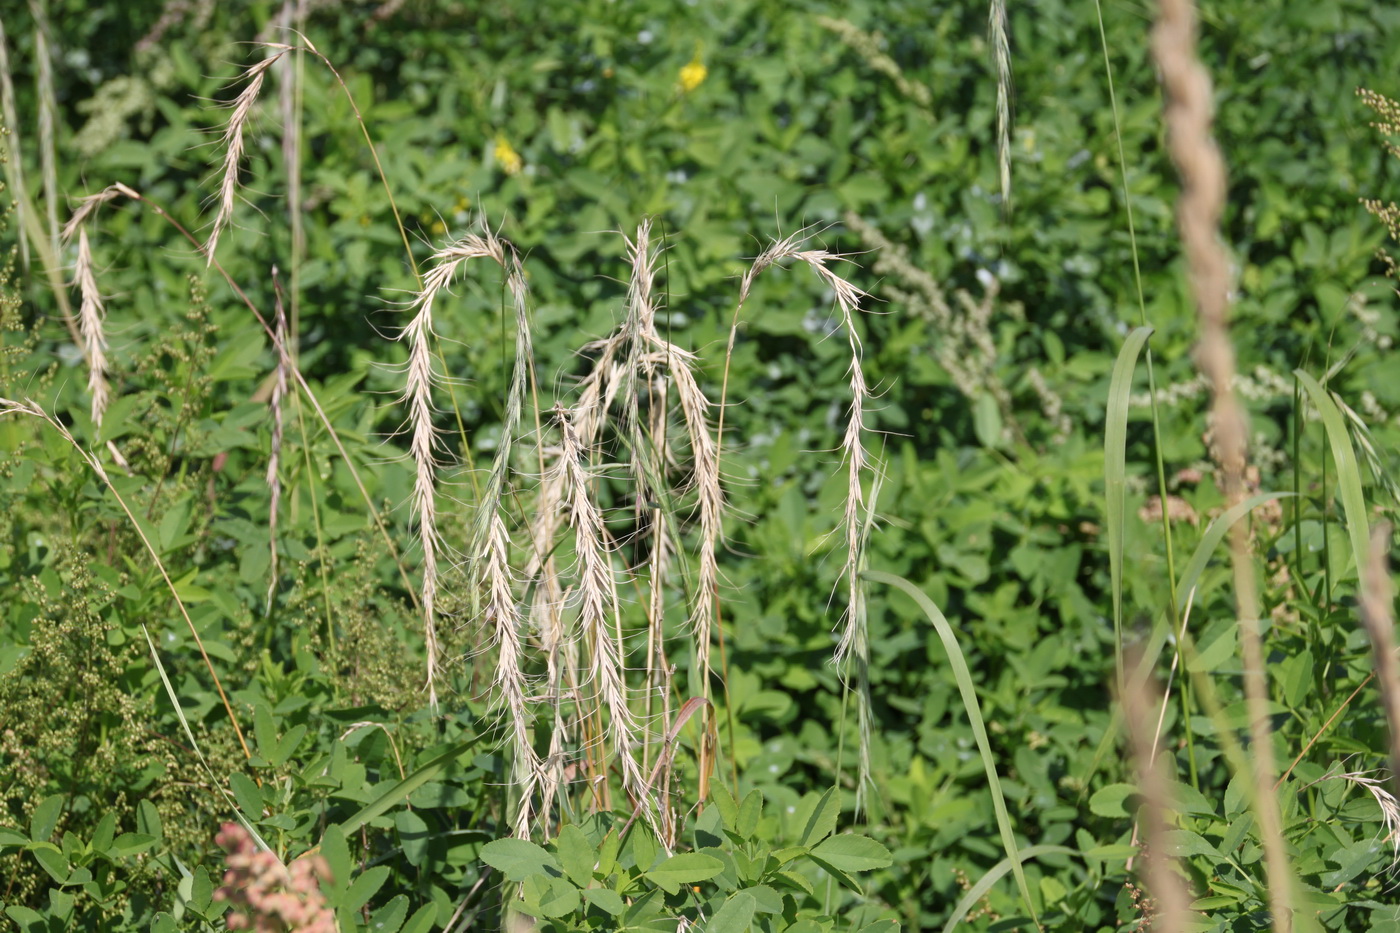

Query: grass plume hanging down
[399,229,520,709]
[721,230,879,803]
[205,47,289,265]
[623,221,724,716]
[989,0,1013,213]
[73,228,109,428]
[459,237,543,838]
[1152,0,1293,929]
[60,187,125,430]
[551,404,660,837]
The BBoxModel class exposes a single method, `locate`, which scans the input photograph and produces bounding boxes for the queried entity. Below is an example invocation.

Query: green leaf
[342,865,390,913]
[229,773,263,819]
[369,894,409,933]
[810,835,892,872]
[582,887,625,916]
[707,891,756,933]
[339,737,475,836]
[555,824,595,888]
[30,795,64,842]
[320,825,352,891]
[632,823,658,873]
[480,838,559,881]
[29,842,69,882]
[400,904,438,933]
[736,789,763,840]
[1088,783,1138,818]
[1105,325,1153,687]
[645,852,725,894]
[800,788,840,847]
[972,391,1005,449]
[1295,370,1371,591]
[89,812,117,855]
[711,784,739,831]
[395,811,430,868]
[522,874,581,919]
[190,866,213,913]
[4,906,44,931]
[108,833,157,858]
[136,800,162,842]
[1162,830,1222,862]
[739,884,784,914]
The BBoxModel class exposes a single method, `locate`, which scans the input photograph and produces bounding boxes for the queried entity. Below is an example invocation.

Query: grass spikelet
[73,228,109,428]
[989,0,1013,213]
[552,404,656,834]
[206,50,287,265]
[1153,0,1292,927]
[400,230,514,707]
[463,239,542,837]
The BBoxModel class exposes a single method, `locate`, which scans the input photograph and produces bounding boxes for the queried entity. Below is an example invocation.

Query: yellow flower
[678,58,707,93]
[494,135,523,176]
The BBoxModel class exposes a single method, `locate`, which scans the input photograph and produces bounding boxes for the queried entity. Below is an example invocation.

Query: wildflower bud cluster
[213,823,336,933]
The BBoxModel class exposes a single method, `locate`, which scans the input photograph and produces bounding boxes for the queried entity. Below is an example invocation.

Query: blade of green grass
[1295,370,1371,592]
[863,570,1040,931]
[140,624,278,861]
[1106,325,1154,692]
[1081,491,1296,793]
[940,845,1078,933]
[338,737,478,837]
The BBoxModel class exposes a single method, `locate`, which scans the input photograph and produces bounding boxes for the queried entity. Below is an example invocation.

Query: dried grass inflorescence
[400,229,524,709]
[720,228,880,802]
[205,49,290,264]
[1153,0,1292,928]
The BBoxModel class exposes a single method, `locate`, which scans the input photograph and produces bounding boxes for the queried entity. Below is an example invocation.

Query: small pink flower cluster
[213,823,336,932]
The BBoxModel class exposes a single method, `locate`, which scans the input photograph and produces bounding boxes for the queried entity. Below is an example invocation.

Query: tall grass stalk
[266,270,290,612]
[1359,524,1400,799]
[1122,658,1191,933]
[1153,0,1291,925]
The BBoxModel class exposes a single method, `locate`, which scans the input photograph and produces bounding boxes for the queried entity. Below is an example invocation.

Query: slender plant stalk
[1122,655,1192,933]
[1153,1,1292,927]
[1358,524,1400,800]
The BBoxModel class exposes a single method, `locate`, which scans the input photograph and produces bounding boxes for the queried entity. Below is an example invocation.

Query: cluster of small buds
[213,823,335,933]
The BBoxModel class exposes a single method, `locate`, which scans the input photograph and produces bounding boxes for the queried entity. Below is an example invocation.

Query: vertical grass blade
[1106,325,1154,691]
[864,570,1039,930]
[1294,370,1371,592]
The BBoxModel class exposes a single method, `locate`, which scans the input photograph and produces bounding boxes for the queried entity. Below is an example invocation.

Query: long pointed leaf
[1295,370,1370,592]
[863,571,1039,930]
[1106,326,1155,689]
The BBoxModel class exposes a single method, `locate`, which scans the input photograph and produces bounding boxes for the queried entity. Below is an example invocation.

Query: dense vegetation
[2,1,1400,930]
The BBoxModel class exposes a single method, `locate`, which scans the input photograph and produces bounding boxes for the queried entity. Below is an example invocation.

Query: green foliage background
[2,0,1400,930]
